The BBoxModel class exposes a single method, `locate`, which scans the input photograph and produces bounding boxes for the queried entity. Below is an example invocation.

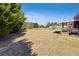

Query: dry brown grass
[25,28,79,56]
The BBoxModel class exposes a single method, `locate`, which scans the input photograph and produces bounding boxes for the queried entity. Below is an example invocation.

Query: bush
[0,3,25,38]
[40,25,45,28]
[32,23,39,28]
[53,29,62,34]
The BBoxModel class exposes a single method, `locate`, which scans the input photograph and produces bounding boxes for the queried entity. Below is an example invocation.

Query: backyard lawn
[1,28,79,56]
[26,28,79,56]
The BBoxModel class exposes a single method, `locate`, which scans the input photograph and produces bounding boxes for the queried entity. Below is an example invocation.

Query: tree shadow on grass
[0,29,26,45]
[2,29,26,41]
[0,29,35,56]
[0,39,33,56]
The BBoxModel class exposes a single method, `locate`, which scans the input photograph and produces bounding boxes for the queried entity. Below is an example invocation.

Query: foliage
[45,22,59,28]
[46,22,51,27]
[0,3,25,38]
[39,25,45,28]
[32,23,39,28]
[53,30,62,34]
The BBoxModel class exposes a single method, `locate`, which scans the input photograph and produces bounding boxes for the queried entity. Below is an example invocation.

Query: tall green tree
[32,23,39,28]
[0,3,25,38]
[40,25,44,28]
[46,22,51,27]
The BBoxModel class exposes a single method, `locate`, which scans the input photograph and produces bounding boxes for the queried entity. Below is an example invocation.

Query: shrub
[0,3,25,38]
[32,23,39,28]
[53,29,62,34]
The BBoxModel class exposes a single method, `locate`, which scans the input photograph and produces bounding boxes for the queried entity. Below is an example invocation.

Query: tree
[10,3,25,33]
[40,25,44,28]
[53,22,58,26]
[46,22,51,27]
[32,23,39,28]
[0,3,25,38]
[50,22,54,26]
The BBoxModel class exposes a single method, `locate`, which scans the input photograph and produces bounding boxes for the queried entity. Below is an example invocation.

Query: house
[74,13,79,29]
[62,21,73,28]
[61,13,79,33]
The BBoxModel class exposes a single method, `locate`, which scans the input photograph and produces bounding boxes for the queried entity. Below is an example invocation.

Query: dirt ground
[25,28,79,56]
[1,28,79,56]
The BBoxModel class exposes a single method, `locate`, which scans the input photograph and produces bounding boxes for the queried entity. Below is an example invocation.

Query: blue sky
[21,3,79,25]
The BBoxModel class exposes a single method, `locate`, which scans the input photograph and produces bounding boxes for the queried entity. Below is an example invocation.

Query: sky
[21,3,79,25]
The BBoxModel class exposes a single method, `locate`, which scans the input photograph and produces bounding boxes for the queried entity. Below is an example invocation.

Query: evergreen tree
[0,3,25,38]
[32,23,39,28]
[46,22,51,27]
[40,25,44,28]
